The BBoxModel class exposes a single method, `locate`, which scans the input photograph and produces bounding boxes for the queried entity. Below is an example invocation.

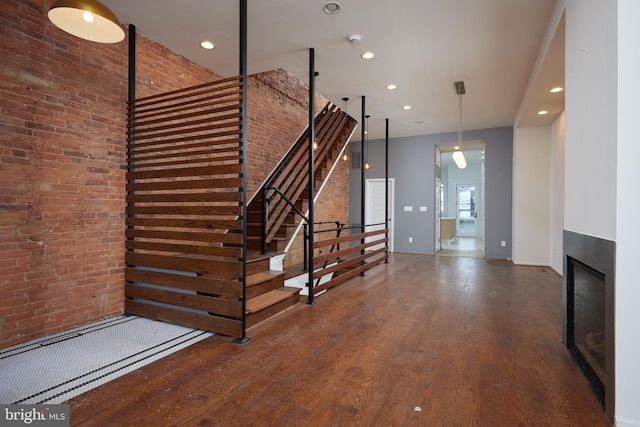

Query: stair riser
[246,293,300,328]
[247,258,270,275]
[246,276,286,299]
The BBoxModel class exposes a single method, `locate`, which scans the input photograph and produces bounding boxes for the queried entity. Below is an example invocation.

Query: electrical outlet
[409,237,413,243]
[501,240,506,247]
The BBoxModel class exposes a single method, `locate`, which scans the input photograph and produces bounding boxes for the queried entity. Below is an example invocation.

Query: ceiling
[101,0,564,142]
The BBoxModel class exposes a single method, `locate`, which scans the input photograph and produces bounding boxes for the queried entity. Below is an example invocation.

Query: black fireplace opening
[566,256,605,405]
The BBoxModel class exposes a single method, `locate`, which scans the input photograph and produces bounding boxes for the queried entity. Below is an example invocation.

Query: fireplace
[563,230,615,424]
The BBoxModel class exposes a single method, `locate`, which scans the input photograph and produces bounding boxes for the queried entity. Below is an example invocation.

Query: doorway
[435,142,485,258]
[365,178,394,252]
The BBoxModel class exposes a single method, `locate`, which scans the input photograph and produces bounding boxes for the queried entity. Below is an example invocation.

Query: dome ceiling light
[48,0,125,43]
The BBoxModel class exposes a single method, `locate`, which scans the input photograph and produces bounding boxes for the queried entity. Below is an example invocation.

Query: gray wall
[349,126,513,258]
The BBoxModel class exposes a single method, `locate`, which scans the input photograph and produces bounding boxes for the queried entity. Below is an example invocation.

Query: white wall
[615,1,640,426]
[564,0,617,240]
[512,127,551,265]
[550,111,565,274]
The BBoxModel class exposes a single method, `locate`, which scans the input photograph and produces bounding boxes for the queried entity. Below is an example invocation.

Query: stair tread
[246,287,298,313]
[246,270,286,287]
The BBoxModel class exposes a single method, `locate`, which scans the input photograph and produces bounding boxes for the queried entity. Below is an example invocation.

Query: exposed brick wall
[0,0,227,347]
[1,0,128,347]
[0,0,348,348]
[246,68,329,198]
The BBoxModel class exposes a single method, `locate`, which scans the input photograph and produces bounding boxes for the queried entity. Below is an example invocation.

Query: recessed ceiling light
[550,87,564,93]
[537,110,549,115]
[200,41,215,50]
[386,84,397,90]
[323,2,341,14]
[361,51,375,60]
[402,105,412,110]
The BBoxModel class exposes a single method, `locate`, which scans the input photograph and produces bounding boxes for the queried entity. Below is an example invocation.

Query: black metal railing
[306,222,388,304]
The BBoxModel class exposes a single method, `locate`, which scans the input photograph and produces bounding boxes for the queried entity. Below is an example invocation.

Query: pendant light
[453,81,467,169]
[342,97,349,161]
[48,0,125,43]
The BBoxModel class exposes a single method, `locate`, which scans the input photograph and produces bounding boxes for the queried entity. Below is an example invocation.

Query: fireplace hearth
[563,230,615,424]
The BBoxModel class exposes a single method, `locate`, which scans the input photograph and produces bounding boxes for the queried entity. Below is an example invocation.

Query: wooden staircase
[242,102,357,328]
[246,103,356,253]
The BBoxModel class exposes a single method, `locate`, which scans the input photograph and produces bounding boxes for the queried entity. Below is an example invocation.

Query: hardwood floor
[69,254,611,426]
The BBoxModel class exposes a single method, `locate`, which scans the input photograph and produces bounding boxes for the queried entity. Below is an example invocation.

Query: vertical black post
[128,24,135,102]
[360,96,366,274]
[235,0,250,344]
[303,223,308,272]
[261,187,267,254]
[385,118,389,263]
[306,48,317,305]
[126,24,136,247]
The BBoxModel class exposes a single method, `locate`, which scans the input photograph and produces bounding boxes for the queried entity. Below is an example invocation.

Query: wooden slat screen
[125,76,245,337]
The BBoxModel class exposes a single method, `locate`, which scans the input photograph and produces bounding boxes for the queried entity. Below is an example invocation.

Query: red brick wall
[0,0,348,348]
[0,0,228,347]
[246,69,329,198]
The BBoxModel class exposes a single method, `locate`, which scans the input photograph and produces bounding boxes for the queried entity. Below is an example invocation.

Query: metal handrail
[261,186,309,253]
[259,103,332,254]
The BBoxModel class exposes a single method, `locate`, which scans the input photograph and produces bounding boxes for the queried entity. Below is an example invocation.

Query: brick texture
[0,0,348,348]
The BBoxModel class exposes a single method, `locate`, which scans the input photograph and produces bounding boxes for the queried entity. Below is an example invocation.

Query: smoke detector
[348,34,361,44]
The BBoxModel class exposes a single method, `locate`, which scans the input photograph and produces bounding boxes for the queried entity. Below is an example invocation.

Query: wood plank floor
[69,254,611,426]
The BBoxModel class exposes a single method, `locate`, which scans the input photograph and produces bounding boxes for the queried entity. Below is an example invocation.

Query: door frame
[365,178,395,253]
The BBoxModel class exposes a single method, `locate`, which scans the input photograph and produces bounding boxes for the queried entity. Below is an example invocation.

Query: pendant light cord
[458,92,463,150]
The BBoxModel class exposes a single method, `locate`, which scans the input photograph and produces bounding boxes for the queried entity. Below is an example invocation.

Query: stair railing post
[261,187,268,254]
[303,223,308,272]
[385,117,389,263]
[234,0,250,344]
[360,96,366,275]
[306,47,317,305]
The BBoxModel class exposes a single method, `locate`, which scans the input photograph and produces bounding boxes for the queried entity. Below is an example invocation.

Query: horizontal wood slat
[126,178,242,192]
[126,229,242,245]
[126,192,242,203]
[125,217,241,231]
[130,143,240,161]
[125,241,242,258]
[125,268,241,298]
[127,164,242,181]
[125,252,241,279]
[127,135,241,152]
[125,284,242,318]
[125,300,243,337]
[126,205,242,216]
[128,154,241,170]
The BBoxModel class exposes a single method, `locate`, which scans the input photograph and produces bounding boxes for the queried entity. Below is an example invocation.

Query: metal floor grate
[0,315,213,404]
